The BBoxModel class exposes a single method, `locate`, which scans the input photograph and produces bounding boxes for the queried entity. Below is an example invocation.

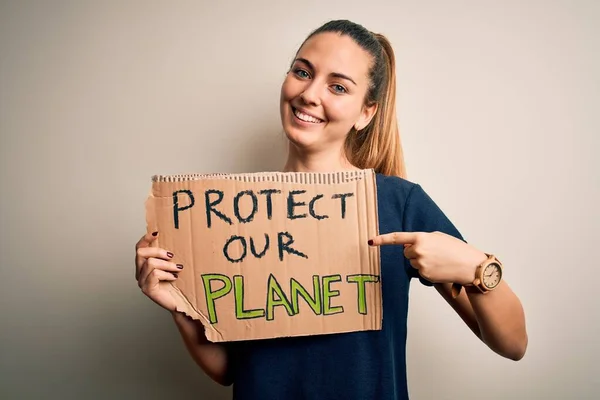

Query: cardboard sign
[145,169,381,342]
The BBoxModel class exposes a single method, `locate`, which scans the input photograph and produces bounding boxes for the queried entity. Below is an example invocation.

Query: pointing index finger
[368,232,420,246]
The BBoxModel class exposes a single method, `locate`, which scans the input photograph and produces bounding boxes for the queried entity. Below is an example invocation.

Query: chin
[284,126,322,152]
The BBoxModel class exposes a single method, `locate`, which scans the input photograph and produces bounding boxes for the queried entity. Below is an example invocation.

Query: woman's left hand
[368,231,487,285]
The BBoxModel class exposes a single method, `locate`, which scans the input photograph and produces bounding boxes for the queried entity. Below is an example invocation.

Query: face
[280,32,378,153]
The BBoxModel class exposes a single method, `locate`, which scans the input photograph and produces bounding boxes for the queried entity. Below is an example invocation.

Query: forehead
[296,32,373,84]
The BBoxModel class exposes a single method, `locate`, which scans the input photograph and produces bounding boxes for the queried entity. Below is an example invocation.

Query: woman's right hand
[135,232,183,311]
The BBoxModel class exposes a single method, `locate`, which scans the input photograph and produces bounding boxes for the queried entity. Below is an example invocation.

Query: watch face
[482,263,502,289]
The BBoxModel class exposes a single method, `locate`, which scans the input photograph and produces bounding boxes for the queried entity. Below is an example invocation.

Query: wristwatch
[451,253,503,298]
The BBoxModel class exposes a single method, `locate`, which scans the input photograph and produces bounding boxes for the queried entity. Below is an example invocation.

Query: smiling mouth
[292,107,324,124]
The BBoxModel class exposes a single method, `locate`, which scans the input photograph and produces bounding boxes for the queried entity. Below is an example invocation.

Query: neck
[282,142,358,173]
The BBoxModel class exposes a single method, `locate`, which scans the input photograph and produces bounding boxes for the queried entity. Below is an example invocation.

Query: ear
[354,102,378,131]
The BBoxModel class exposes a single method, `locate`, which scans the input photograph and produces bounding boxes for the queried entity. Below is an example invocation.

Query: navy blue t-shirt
[228,174,464,400]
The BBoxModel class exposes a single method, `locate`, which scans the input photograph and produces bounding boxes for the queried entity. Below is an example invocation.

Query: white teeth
[294,108,322,123]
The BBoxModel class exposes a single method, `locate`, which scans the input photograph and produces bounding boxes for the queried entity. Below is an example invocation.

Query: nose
[299,81,322,107]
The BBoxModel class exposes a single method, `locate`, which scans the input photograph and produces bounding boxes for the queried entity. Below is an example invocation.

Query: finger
[368,232,421,246]
[147,257,184,273]
[135,232,160,279]
[136,231,159,250]
[136,246,175,262]
[135,246,173,281]
[141,268,178,293]
[138,259,180,288]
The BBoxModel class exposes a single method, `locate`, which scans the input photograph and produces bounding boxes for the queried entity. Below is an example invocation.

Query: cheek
[280,75,298,103]
[325,97,362,125]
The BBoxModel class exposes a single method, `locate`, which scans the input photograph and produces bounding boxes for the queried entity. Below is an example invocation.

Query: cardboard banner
[145,169,381,342]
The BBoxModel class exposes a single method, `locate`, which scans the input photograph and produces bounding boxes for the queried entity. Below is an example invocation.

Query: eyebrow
[294,58,357,86]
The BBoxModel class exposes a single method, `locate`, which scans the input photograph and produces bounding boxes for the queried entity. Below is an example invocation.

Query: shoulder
[374,173,422,207]
[374,173,422,225]
[375,173,417,197]
[376,173,444,206]
[375,173,460,235]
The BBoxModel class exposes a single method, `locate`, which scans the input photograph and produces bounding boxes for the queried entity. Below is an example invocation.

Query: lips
[292,107,324,124]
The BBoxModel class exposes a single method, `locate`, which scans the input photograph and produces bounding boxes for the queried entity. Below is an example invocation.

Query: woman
[134,20,527,400]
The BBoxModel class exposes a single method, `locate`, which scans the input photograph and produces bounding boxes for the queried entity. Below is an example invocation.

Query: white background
[1,1,598,399]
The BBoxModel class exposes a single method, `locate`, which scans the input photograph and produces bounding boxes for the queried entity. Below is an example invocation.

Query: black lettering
[205,190,233,228]
[259,189,281,220]
[173,190,195,229]
[332,193,355,219]
[250,234,270,258]
[277,231,308,261]
[234,190,258,223]
[287,190,307,220]
[308,194,328,220]
[223,235,247,263]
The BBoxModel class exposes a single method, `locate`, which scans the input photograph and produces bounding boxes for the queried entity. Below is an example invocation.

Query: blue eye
[294,69,310,79]
[331,84,347,94]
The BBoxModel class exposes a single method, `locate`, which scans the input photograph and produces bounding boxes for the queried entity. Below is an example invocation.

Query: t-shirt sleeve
[402,184,466,286]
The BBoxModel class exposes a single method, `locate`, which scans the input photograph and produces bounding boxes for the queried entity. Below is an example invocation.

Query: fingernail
[152,231,158,236]
[176,264,184,269]
[172,272,178,278]
[368,240,373,246]
[167,252,174,258]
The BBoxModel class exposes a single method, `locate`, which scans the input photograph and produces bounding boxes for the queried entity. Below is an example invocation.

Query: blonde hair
[344,33,406,178]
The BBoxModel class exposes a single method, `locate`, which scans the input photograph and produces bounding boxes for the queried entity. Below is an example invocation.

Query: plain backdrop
[1,1,598,399]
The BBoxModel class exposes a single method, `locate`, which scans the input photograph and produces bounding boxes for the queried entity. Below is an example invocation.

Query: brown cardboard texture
[145,169,381,342]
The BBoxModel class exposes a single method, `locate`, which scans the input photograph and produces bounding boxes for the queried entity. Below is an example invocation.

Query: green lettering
[266,274,294,321]
[234,275,265,319]
[290,276,322,315]
[347,274,380,315]
[322,275,344,315]
[202,274,232,324]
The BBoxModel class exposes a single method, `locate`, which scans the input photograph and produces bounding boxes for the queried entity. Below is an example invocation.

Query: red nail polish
[152,231,158,236]
[172,272,178,278]
[176,264,183,269]
[167,252,174,258]
[368,240,373,246]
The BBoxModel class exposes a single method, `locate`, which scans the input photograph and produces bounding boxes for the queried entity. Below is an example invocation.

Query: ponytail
[344,33,407,178]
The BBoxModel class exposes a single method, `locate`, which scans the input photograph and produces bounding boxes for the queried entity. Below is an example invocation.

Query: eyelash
[292,68,348,94]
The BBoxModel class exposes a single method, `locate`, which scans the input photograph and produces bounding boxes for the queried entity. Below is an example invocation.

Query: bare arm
[435,279,528,361]
[370,232,528,361]
[172,312,233,386]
